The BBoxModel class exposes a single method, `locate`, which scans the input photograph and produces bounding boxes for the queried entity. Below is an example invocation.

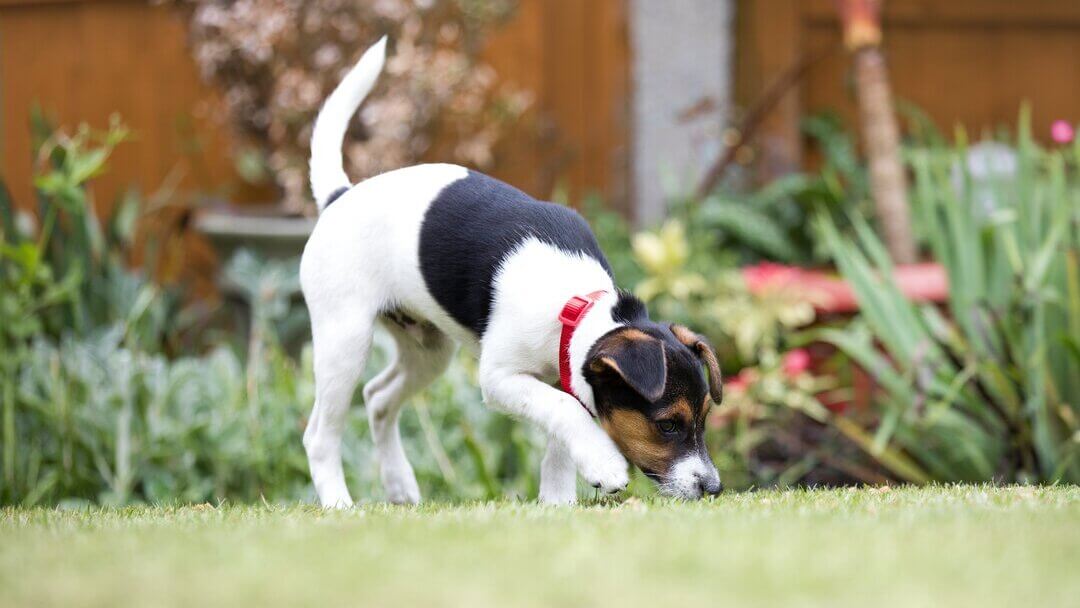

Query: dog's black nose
[696,474,722,497]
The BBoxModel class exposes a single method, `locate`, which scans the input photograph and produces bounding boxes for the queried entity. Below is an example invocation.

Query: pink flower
[1051,120,1075,144]
[782,349,812,377]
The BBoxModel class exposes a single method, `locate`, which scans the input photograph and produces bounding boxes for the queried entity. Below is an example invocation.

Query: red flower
[1051,120,1075,145]
[782,349,812,378]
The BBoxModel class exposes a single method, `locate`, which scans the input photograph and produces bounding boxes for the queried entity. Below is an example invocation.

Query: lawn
[1,485,1077,608]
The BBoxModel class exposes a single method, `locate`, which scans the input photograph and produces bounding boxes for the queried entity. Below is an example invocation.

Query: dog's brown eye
[657,420,679,435]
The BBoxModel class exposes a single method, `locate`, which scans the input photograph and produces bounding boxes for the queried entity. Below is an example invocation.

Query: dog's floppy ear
[670,324,723,404]
[588,328,667,402]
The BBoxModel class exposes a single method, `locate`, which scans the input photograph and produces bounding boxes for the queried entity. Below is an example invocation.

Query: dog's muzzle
[659,455,722,499]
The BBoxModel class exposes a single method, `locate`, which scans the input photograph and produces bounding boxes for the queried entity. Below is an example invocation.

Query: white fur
[480,240,628,495]
[539,437,578,505]
[303,193,630,506]
[310,36,387,210]
[301,38,632,507]
[663,455,721,500]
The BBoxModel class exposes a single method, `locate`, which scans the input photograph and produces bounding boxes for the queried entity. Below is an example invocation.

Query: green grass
[1,486,1077,607]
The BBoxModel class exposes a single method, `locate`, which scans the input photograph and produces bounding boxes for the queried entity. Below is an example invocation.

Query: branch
[695,43,836,200]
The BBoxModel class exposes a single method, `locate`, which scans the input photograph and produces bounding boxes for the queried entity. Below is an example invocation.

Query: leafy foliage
[599,214,876,487]
[9,101,1077,506]
[696,113,873,265]
[3,318,547,506]
[2,117,195,503]
[5,115,190,351]
[817,108,1080,483]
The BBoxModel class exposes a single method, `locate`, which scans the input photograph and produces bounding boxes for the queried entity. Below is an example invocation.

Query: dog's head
[583,295,723,499]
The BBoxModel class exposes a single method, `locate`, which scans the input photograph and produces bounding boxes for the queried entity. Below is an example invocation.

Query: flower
[781,348,811,377]
[1051,120,1075,144]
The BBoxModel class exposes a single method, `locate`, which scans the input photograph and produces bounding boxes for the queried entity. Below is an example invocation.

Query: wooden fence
[0,0,629,214]
[0,0,246,212]
[738,0,1080,175]
[4,0,1079,217]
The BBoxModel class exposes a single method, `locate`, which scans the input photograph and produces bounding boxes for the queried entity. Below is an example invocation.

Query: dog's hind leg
[305,312,375,508]
[364,317,454,505]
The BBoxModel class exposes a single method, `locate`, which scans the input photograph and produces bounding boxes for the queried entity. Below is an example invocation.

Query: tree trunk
[853,47,915,263]
[839,0,916,264]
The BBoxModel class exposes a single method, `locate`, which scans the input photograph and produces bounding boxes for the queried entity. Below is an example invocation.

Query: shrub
[172,0,529,210]
[817,109,1080,483]
[3,318,544,506]
[2,115,193,352]
[0,117,542,506]
[695,113,873,266]
[586,205,883,487]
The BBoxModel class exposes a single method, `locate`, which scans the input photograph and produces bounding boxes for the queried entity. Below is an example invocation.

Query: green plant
[1,237,545,506]
[694,107,954,266]
[1,117,547,506]
[2,313,550,506]
[619,218,880,487]
[220,250,308,352]
[579,198,874,487]
[5,114,190,352]
[580,194,645,288]
[629,219,815,369]
[694,112,872,265]
[2,116,212,504]
[0,190,82,499]
[1,243,545,506]
[817,109,1080,483]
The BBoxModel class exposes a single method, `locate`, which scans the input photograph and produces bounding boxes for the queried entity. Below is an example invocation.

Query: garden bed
[2,485,1077,608]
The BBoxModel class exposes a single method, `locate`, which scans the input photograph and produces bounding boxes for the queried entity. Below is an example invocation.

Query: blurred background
[1,0,1077,507]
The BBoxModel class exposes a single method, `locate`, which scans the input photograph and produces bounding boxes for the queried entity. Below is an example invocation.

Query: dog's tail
[309,36,388,212]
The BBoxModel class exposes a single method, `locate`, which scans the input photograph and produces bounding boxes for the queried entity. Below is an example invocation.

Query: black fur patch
[418,170,612,335]
[611,290,648,324]
[322,186,350,209]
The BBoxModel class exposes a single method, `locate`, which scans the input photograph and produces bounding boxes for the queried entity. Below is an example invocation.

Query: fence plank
[0,0,268,214]
[1,0,630,215]
[739,0,1080,177]
[481,0,630,205]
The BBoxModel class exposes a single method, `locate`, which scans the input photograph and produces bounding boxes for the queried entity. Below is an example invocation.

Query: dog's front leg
[539,436,578,505]
[479,368,629,497]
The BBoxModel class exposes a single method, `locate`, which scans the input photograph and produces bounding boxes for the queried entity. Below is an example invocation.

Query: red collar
[558,290,607,413]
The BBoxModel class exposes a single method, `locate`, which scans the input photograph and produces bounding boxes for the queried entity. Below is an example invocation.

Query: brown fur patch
[594,355,622,376]
[670,324,699,347]
[601,409,676,474]
[657,398,694,426]
[620,328,653,343]
[670,324,723,404]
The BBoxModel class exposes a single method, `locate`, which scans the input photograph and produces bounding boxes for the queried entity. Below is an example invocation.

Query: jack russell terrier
[302,36,723,507]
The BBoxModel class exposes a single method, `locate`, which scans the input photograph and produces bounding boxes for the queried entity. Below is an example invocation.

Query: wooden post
[838,0,916,264]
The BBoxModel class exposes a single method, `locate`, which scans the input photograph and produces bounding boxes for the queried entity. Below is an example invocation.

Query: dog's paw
[568,431,629,495]
[580,456,630,494]
[381,466,421,505]
[538,491,578,506]
[538,477,578,505]
[319,493,356,510]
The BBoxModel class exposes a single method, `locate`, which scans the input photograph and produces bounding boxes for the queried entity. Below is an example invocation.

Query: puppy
[302,37,723,507]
